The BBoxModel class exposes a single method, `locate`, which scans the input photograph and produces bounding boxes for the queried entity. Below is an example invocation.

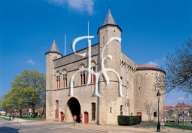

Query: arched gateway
[67,97,81,123]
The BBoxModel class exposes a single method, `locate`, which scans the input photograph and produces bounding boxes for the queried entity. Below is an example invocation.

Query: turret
[45,40,62,91]
[97,9,123,125]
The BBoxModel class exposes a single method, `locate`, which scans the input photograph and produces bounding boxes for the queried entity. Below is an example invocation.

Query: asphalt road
[0,118,106,133]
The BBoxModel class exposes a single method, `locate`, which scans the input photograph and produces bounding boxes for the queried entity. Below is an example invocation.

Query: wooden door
[84,112,88,123]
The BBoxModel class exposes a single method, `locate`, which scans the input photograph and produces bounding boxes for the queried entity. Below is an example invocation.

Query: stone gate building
[45,9,165,125]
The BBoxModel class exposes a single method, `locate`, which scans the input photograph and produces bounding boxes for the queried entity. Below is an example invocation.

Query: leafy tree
[156,38,192,96]
[10,70,46,117]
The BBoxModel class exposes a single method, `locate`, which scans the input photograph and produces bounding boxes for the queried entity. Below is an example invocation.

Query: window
[120,105,123,115]
[80,71,86,85]
[110,107,112,113]
[127,99,130,107]
[80,64,86,85]
[90,66,96,83]
[63,73,67,88]
[91,103,96,120]
[154,112,157,117]
[56,75,60,89]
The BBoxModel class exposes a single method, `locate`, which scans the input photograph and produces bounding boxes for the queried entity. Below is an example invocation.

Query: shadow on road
[0,126,19,133]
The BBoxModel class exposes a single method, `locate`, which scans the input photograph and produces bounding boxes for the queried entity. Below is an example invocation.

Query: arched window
[91,102,96,120]
[56,72,60,89]
[90,61,96,84]
[80,64,86,85]
[120,105,123,115]
[62,70,67,88]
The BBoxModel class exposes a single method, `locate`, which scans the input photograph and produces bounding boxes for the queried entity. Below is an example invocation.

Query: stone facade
[45,10,165,125]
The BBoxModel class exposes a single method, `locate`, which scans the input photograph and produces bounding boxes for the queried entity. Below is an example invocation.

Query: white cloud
[27,59,35,65]
[48,0,94,15]
[145,61,158,66]
[177,97,184,100]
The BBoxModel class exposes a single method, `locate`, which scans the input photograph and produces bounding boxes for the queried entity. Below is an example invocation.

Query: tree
[159,38,192,96]
[10,70,46,117]
[1,94,11,115]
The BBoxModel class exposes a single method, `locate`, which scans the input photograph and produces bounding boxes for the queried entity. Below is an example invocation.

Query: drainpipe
[126,65,129,115]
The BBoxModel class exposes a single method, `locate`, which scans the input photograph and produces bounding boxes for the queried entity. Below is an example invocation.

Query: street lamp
[156,90,161,132]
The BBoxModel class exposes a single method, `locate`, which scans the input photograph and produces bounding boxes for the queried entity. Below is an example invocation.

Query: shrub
[118,116,141,126]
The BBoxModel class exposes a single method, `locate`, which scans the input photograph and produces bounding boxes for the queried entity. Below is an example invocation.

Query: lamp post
[156,90,161,132]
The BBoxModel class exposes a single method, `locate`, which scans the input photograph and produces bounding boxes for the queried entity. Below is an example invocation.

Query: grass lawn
[0,116,10,121]
[148,122,192,130]
[19,115,45,121]
[164,122,192,130]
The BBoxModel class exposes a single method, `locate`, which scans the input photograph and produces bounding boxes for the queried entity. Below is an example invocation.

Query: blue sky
[0,0,191,106]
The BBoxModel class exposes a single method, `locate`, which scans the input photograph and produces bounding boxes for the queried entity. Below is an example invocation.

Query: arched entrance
[67,97,81,123]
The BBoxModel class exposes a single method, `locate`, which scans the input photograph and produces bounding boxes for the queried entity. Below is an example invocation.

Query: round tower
[135,65,165,122]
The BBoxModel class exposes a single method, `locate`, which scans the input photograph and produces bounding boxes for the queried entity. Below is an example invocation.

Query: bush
[118,116,141,126]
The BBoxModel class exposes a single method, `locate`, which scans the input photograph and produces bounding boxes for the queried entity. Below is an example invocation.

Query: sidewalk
[74,122,192,133]
[0,116,32,123]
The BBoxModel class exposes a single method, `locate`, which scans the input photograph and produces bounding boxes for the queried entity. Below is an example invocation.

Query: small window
[127,99,130,107]
[154,112,157,117]
[120,105,123,115]
[63,74,67,88]
[139,87,140,90]
[110,107,112,113]
[56,75,60,89]
[90,66,96,83]
[80,71,86,85]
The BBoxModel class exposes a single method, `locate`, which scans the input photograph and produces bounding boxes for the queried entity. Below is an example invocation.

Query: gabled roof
[177,102,190,108]
[49,40,59,53]
[103,9,116,26]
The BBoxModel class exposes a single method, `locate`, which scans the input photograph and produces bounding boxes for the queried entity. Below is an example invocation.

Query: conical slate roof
[49,40,59,52]
[103,9,116,26]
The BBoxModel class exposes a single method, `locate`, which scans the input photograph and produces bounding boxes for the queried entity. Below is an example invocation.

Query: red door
[55,109,59,118]
[137,112,142,116]
[84,112,88,124]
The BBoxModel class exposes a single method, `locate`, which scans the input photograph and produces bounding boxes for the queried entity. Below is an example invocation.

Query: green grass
[147,121,192,130]
[19,115,45,121]
[164,123,192,130]
[0,116,10,121]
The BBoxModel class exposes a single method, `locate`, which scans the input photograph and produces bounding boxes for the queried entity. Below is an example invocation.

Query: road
[0,118,191,133]
[0,118,106,133]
